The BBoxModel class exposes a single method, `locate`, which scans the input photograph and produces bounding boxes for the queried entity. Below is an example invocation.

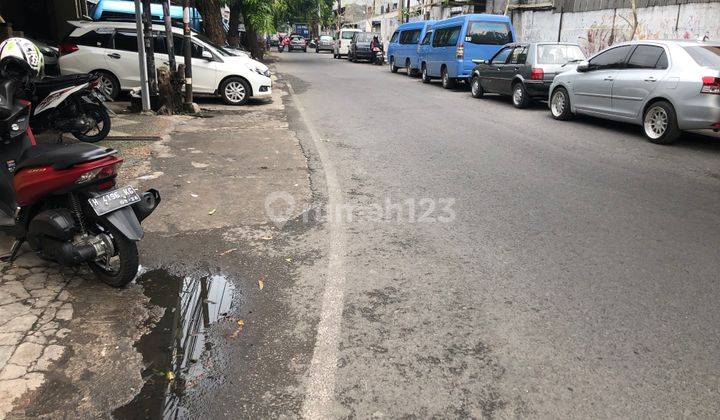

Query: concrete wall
[514,2,720,55]
[352,5,425,49]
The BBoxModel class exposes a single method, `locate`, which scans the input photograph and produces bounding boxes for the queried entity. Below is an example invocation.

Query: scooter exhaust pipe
[41,239,98,265]
[131,189,161,222]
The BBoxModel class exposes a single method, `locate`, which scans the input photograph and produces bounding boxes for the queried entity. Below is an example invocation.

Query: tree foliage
[194,0,335,57]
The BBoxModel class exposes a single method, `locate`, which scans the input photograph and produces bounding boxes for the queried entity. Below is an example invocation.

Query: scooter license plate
[88,186,141,216]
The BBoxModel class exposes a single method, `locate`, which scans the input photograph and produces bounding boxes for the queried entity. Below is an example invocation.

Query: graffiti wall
[515,2,720,55]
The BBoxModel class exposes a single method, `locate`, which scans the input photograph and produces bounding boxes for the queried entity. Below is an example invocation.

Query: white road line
[287,82,347,419]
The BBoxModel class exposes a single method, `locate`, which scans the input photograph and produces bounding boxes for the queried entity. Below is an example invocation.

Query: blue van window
[432,26,461,47]
[421,30,433,45]
[466,21,512,45]
[399,29,421,44]
[447,27,461,45]
[390,31,399,43]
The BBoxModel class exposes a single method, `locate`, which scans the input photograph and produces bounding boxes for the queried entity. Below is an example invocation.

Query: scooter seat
[16,143,115,171]
[33,74,96,97]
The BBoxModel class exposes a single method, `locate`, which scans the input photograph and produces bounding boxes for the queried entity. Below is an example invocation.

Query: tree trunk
[196,0,225,45]
[239,4,263,60]
[227,2,241,47]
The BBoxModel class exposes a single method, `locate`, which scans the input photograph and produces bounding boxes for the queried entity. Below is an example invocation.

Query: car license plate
[88,186,141,216]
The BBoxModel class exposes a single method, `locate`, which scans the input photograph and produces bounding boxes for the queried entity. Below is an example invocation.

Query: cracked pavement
[0,252,76,417]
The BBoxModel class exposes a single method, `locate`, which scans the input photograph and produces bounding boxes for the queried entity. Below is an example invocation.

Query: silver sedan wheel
[224,81,246,103]
[551,90,566,117]
[644,106,668,139]
[471,78,480,96]
[513,85,523,106]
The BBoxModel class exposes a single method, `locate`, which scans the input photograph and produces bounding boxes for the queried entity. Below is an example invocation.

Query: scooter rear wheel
[72,103,111,143]
[87,223,139,288]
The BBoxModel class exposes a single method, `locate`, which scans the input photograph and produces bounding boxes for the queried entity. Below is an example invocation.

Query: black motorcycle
[28,73,111,143]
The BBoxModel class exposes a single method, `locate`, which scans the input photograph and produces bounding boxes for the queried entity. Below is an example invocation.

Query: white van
[333,28,362,59]
[59,21,272,105]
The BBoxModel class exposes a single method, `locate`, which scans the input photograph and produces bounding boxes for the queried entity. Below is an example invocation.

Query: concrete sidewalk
[0,77,312,418]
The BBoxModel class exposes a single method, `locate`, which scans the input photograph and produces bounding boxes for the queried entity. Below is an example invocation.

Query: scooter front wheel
[72,103,111,143]
[87,223,139,287]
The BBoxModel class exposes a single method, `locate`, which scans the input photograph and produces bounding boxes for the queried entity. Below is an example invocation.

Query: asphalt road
[195,52,720,418]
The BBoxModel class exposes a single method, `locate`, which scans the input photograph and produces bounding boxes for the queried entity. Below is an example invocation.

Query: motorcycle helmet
[0,37,44,81]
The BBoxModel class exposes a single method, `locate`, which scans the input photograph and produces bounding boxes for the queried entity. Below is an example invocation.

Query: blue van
[91,0,203,32]
[387,20,435,76]
[420,14,515,88]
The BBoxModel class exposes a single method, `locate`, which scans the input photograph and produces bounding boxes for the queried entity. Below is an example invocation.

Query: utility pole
[337,0,342,30]
[406,0,411,22]
[162,0,176,72]
[133,0,150,111]
[141,0,157,96]
[182,0,193,105]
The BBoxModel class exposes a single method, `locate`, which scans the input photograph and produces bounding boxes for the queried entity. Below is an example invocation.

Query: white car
[333,28,361,59]
[59,21,272,105]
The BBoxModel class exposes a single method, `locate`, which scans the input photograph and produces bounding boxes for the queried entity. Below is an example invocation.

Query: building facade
[348,0,720,55]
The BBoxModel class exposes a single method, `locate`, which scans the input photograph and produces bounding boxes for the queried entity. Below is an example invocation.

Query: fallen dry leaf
[208,208,216,215]
[219,248,237,256]
[231,319,245,338]
[258,279,264,290]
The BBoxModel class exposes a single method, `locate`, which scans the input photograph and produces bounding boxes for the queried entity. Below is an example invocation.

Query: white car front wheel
[220,77,250,105]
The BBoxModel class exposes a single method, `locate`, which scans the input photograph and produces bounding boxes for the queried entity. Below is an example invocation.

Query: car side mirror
[201,50,213,61]
[472,59,488,65]
[576,60,590,72]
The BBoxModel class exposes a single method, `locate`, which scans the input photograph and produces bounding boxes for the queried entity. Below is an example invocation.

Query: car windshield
[320,36,333,41]
[355,33,373,42]
[192,31,232,56]
[683,45,720,68]
[341,31,357,40]
[537,44,586,64]
[291,36,303,41]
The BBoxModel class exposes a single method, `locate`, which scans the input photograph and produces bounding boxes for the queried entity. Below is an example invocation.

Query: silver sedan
[549,40,720,144]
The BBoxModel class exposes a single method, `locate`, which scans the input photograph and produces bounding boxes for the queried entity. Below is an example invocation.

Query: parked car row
[59,21,273,106]
[371,14,720,144]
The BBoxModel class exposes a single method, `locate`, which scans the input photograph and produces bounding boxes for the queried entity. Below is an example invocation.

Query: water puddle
[113,269,235,419]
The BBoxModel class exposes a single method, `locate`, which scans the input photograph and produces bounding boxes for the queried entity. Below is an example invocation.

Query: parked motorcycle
[0,74,159,287]
[278,37,290,53]
[27,73,111,143]
[372,46,385,66]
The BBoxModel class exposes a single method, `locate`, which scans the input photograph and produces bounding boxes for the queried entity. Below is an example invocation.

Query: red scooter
[0,76,159,287]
